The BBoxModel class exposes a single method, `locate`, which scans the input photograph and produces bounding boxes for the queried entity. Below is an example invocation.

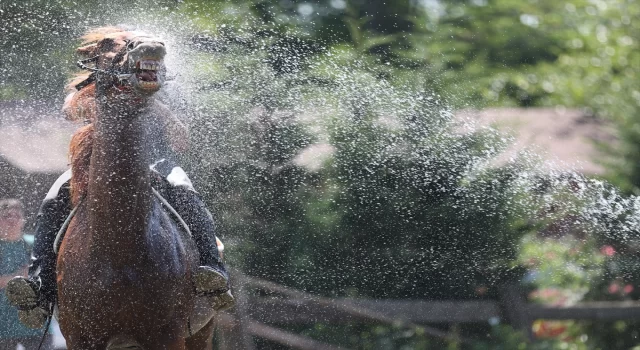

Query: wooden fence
[215,272,640,349]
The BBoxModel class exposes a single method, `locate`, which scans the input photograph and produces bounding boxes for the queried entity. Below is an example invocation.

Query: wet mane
[66,26,127,93]
[66,26,185,204]
[69,124,94,204]
[66,26,128,204]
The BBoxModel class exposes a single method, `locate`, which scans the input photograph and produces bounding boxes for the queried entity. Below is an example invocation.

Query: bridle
[74,39,134,90]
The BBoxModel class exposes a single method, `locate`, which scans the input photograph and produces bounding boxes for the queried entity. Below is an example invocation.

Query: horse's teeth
[140,81,157,88]
[138,61,159,71]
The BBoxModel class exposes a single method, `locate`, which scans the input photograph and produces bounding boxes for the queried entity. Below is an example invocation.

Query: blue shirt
[0,237,43,338]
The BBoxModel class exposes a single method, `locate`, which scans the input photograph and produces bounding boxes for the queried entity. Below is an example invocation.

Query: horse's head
[74,27,167,104]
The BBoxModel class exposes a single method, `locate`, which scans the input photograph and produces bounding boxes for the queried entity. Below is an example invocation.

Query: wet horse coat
[56,27,215,349]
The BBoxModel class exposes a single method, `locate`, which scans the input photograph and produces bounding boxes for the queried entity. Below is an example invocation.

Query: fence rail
[529,301,640,320]
[218,273,640,349]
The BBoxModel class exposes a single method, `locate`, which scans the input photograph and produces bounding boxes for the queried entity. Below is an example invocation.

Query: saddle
[52,159,223,255]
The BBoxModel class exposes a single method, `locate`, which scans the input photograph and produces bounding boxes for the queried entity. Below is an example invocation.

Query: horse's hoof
[18,307,48,329]
[212,290,236,311]
[194,266,228,295]
[5,276,39,310]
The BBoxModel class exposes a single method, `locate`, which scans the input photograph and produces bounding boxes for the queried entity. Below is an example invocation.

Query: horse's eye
[127,41,135,50]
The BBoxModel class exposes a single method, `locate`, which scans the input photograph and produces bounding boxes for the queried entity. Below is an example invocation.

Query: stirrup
[194,266,228,295]
[18,307,49,329]
[5,276,40,310]
[212,290,236,311]
[194,267,236,310]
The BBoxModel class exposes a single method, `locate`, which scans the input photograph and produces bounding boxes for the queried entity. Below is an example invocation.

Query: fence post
[216,316,243,350]
[217,274,256,350]
[234,274,257,350]
[500,285,533,341]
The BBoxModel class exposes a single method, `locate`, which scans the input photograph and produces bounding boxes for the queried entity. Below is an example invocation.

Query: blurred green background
[1,0,640,349]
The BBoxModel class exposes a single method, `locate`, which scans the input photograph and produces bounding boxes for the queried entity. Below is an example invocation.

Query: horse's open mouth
[133,59,162,90]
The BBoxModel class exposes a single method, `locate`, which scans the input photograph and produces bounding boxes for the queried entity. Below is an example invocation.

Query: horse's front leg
[144,337,187,350]
[65,337,109,350]
[185,318,216,350]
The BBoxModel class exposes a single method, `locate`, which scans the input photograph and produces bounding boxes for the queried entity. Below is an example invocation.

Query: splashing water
[2,0,639,295]
[2,0,640,347]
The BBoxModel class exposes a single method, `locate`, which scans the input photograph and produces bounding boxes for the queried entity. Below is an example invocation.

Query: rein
[34,302,54,350]
[75,41,133,90]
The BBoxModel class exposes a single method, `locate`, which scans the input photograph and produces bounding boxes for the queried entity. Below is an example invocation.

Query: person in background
[0,199,52,349]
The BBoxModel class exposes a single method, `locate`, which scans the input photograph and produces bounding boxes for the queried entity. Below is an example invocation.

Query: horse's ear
[77,43,98,56]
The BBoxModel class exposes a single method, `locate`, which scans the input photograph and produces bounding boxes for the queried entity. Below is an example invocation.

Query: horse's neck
[86,103,153,254]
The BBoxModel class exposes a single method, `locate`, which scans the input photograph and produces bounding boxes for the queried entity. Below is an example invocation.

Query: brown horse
[57,27,217,349]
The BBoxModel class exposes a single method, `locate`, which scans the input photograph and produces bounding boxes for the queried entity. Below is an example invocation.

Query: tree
[178,14,537,299]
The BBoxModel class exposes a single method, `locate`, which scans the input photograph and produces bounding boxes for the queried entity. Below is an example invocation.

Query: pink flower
[608,283,620,294]
[539,288,560,298]
[623,284,634,294]
[600,245,616,256]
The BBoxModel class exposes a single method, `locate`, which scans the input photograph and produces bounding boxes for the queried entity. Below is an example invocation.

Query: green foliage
[472,324,593,350]
[4,0,640,347]
[517,231,640,349]
[322,98,530,298]
[0,1,76,100]
[520,235,603,293]
[0,0,185,101]
[393,0,640,193]
[176,15,538,301]
[279,323,438,350]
